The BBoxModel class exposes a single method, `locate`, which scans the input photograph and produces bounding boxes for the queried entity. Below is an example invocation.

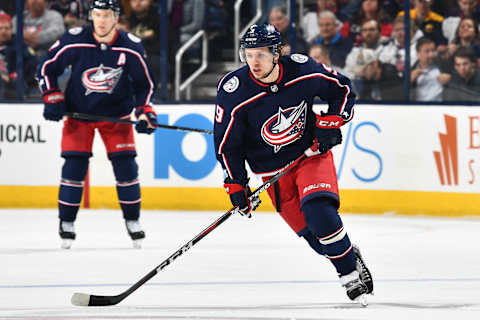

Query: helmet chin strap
[259,61,277,81]
[258,54,279,82]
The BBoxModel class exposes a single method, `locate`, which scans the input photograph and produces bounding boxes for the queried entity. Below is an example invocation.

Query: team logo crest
[261,100,307,153]
[81,64,123,95]
[223,76,239,93]
[68,27,83,35]
[291,54,308,63]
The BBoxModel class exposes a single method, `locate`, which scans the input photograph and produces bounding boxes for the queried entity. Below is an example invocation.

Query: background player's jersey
[36,26,156,117]
[214,54,355,182]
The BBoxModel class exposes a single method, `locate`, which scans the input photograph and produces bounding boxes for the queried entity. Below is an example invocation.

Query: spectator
[0,12,39,99]
[447,17,480,65]
[410,37,450,101]
[205,0,227,36]
[249,0,286,25]
[12,0,65,59]
[48,0,88,28]
[397,0,448,46]
[268,6,309,55]
[117,14,130,32]
[119,0,131,16]
[443,46,480,101]
[379,15,424,75]
[343,19,388,80]
[357,49,403,100]
[309,43,331,65]
[442,0,480,43]
[129,0,161,63]
[205,0,230,60]
[302,0,337,43]
[342,0,393,45]
[313,10,353,68]
[179,0,205,45]
[0,2,16,17]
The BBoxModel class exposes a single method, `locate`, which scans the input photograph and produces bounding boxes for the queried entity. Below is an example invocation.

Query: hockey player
[214,24,373,304]
[36,0,157,249]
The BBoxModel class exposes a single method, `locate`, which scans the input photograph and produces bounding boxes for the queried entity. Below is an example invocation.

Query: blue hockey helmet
[89,0,121,16]
[239,24,282,62]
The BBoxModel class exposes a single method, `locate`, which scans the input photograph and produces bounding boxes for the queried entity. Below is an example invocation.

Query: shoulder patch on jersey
[223,76,240,93]
[68,27,83,35]
[127,33,142,43]
[290,54,308,64]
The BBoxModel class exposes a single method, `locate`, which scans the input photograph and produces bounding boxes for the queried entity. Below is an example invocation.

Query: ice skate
[59,220,76,249]
[340,270,369,306]
[125,220,145,249]
[353,244,373,294]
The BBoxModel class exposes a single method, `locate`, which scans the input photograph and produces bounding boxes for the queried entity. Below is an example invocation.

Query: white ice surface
[1,209,479,319]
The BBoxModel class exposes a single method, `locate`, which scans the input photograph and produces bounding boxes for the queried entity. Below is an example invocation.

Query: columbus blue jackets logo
[261,100,307,153]
[81,64,123,95]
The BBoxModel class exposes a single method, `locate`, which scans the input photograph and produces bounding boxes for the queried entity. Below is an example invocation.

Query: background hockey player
[36,0,157,249]
[214,23,373,304]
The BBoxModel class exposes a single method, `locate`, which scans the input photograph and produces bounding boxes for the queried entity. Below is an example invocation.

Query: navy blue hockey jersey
[214,54,355,182]
[36,26,156,117]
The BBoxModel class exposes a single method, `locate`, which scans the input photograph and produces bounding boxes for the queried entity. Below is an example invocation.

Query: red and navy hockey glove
[305,113,343,157]
[135,105,158,134]
[42,89,66,122]
[224,178,261,218]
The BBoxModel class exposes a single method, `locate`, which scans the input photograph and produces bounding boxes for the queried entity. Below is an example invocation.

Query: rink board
[1,103,480,216]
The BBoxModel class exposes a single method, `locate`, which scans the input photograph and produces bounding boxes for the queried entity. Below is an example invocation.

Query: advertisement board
[1,104,479,215]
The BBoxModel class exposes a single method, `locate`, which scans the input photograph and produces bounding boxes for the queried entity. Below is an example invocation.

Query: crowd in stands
[2,0,480,101]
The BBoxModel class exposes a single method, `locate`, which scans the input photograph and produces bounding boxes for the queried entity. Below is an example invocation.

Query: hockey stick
[64,112,213,135]
[71,153,306,306]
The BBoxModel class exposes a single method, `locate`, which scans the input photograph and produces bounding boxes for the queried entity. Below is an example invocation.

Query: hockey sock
[111,156,141,220]
[59,157,89,221]
[299,228,324,255]
[302,197,356,276]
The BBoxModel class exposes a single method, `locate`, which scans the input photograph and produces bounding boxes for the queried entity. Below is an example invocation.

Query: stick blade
[71,292,91,306]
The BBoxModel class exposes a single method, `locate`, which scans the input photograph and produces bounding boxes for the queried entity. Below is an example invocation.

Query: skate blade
[132,239,143,249]
[61,239,74,249]
[354,294,368,307]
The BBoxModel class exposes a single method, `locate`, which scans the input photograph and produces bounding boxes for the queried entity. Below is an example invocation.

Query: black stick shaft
[64,112,213,134]
[75,154,306,306]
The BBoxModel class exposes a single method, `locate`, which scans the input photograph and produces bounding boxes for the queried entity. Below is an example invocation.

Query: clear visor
[239,46,276,63]
[89,8,118,20]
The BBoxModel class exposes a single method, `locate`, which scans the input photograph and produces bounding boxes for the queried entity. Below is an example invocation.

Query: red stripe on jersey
[41,43,97,90]
[284,73,351,116]
[218,91,267,179]
[112,47,154,106]
[248,63,284,87]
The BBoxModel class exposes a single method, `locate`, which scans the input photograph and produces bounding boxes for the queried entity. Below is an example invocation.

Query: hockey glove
[135,105,158,134]
[42,89,66,122]
[305,113,343,156]
[224,179,261,218]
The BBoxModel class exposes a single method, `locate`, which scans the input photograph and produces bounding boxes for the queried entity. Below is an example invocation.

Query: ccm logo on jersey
[315,114,344,128]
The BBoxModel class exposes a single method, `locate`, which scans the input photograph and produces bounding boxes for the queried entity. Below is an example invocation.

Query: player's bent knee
[302,197,344,242]
[111,156,139,182]
[62,156,89,181]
